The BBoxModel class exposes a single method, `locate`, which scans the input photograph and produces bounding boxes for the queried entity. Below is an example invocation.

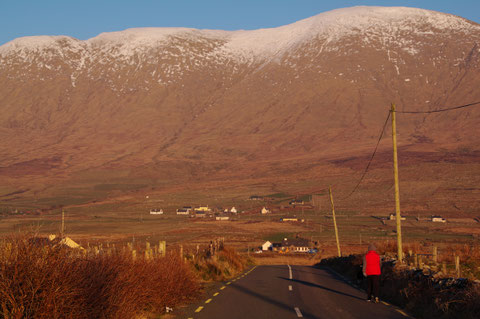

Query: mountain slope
[0,6,479,211]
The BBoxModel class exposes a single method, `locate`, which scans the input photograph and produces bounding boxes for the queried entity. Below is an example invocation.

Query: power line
[342,99,480,199]
[396,101,480,114]
[343,111,391,199]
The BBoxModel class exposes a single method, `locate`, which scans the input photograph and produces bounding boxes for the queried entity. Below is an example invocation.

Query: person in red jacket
[362,243,381,302]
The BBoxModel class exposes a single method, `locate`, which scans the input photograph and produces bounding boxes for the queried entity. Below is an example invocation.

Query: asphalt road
[183,265,411,319]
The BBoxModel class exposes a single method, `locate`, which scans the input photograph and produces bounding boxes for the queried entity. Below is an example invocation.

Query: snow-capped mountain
[1,6,479,209]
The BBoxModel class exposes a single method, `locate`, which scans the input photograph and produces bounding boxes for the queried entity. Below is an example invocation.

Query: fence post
[433,246,438,264]
[180,244,183,260]
[159,241,166,257]
[442,262,447,275]
[146,241,151,260]
[132,250,137,260]
[414,254,418,268]
[455,255,460,277]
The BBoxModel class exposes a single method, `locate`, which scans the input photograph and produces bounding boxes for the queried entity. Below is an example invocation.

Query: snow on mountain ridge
[1,6,478,63]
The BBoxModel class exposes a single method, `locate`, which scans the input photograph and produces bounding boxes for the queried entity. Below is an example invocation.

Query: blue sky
[1,0,479,45]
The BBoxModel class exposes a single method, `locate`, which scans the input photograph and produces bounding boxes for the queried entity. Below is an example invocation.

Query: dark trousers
[366,275,380,300]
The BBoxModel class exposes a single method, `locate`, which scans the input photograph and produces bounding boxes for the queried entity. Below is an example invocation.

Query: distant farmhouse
[195,205,211,212]
[432,215,447,223]
[261,237,314,253]
[280,237,311,253]
[150,209,163,215]
[261,207,270,214]
[262,241,273,251]
[249,195,263,201]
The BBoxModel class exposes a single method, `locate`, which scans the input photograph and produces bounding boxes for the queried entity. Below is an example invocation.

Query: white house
[261,207,270,214]
[432,216,447,223]
[216,216,230,221]
[150,209,163,215]
[262,241,273,251]
[230,207,237,213]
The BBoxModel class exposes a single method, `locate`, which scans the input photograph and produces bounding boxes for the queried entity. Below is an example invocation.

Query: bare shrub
[0,235,88,318]
[0,234,200,319]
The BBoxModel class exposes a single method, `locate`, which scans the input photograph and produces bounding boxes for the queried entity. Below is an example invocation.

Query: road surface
[183,265,410,319]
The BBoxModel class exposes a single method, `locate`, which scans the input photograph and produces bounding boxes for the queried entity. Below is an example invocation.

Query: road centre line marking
[288,264,293,280]
[205,299,212,304]
[226,282,231,285]
[195,306,203,313]
[220,286,226,290]
[289,285,292,291]
[213,292,219,296]
[396,309,409,317]
[382,301,390,306]
[294,307,303,317]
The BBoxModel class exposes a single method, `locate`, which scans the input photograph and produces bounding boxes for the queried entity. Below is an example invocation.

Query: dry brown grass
[252,252,321,266]
[0,233,199,319]
[191,247,250,281]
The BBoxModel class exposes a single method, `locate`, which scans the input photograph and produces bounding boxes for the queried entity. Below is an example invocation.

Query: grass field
[2,197,479,259]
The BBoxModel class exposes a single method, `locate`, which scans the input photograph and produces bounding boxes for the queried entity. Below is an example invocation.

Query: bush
[0,234,199,319]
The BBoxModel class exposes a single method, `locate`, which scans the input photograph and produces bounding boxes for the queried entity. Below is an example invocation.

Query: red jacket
[364,250,381,276]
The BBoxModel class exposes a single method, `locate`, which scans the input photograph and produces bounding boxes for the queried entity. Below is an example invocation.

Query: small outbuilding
[176,209,190,215]
[389,213,406,221]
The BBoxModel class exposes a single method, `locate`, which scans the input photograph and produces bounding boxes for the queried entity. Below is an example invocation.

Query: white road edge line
[288,264,292,280]
[289,285,292,291]
[294,307,303,317]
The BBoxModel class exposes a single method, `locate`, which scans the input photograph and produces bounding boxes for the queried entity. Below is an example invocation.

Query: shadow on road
[278,276,364,301]
[229,281,316,318]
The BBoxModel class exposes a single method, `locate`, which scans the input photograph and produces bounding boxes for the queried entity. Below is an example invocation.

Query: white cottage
[150,209,164,215]
[432,216,447,223]
[262,241,273,251]
[261,207,270,214]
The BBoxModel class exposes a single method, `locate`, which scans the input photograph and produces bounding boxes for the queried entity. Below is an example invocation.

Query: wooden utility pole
[328,186,341,257]
[391,103,403,262]
[61,209,65,238]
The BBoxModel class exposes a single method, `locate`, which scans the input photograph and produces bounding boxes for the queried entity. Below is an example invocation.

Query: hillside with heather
[0,6,479,215]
